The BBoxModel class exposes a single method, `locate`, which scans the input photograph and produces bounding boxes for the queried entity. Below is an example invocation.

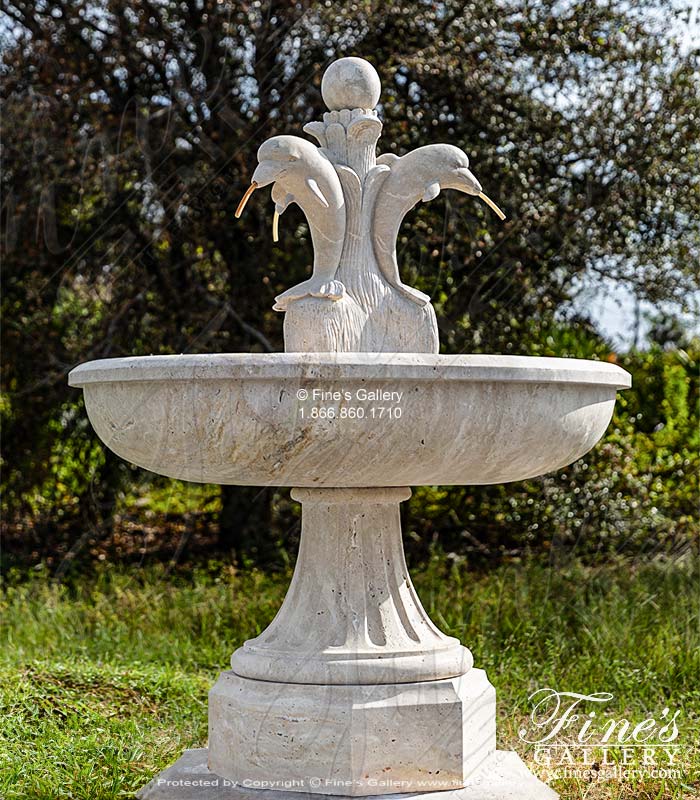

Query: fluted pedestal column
[230,488,472,685]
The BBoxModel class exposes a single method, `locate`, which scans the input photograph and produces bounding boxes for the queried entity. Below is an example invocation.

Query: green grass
[1,558,698,799]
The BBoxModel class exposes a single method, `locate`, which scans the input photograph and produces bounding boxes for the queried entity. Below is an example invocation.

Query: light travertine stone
[67,56,633,800]
[252,136,346,313]
[68,353,629,489]
[230,488,472,685]
[247,59,503,353]
[208,670,495,796]
[372,145,481,309]
[250,56,489,352]
[321,57,381,112]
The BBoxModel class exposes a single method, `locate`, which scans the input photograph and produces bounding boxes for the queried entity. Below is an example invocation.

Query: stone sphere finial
[321,57,381,111]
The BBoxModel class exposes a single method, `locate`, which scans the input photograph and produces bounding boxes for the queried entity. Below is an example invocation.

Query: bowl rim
[69,353,631,390]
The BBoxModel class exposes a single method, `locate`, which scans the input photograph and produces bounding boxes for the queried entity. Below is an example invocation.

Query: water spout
[478,192,506,221]
[235,182,258,218]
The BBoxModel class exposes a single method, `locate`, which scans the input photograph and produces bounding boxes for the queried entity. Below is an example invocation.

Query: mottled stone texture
[208,670,495,796]
[66,55,634,800]
[69,353,628,488]
[230,488,472,686]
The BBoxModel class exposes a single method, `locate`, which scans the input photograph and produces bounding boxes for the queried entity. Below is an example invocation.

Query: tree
[2,0,698,566]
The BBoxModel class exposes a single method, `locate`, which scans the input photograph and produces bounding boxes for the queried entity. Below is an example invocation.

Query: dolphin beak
[454,168,506,221]
[454,167,482,196]
[251,161,284,188]
[236,162,286,219]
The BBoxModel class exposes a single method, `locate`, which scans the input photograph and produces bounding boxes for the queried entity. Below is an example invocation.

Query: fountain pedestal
[208,670,496,796]
[229,488,471,686]
[138,487,554,800]
[209,488,491,795]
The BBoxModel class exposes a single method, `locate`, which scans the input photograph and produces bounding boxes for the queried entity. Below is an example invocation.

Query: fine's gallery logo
[520,688,684,783]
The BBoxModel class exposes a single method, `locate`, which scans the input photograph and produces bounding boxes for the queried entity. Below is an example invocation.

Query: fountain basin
[69,353,630,488]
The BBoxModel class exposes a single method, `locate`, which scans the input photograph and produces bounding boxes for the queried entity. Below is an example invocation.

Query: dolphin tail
[273,279,346,312]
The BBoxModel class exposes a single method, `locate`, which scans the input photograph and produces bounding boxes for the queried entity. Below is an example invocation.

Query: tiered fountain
[69,57,630,800]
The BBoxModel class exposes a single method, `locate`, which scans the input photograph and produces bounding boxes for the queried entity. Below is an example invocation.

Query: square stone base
[208,669,496,796]
[136,748,557,800]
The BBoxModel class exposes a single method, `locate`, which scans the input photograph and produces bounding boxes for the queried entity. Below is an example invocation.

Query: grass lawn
[1,557,698,799]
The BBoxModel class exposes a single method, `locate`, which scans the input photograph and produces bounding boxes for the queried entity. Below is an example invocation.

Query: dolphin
[241,135,346,312]
[372,144,503,306]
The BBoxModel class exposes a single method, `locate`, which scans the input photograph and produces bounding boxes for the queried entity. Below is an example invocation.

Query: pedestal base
[208,669,495,795]
[136,748,557,800]
[231,489,472,687]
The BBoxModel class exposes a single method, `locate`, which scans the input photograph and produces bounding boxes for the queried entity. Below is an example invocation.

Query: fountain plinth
[69,56,630,800]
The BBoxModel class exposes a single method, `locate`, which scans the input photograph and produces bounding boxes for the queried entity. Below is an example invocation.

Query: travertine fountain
[69,57,630,800]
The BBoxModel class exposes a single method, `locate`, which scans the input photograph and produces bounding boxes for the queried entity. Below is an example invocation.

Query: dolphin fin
[273,279,345,312]
[422,181,441,203]
[306,177,329,208]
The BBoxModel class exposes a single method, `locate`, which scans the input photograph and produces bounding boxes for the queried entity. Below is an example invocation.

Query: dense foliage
[409,340,699,563]
[1,1,698,568]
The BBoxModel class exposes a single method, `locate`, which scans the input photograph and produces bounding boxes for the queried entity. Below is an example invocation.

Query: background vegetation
[1,1,698,568]
[1,4,698,799]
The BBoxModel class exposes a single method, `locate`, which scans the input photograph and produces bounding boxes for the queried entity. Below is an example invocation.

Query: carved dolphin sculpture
[373,144,497,306]
[248,135,346,312]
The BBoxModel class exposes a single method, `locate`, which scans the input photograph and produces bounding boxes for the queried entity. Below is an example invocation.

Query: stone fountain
[69,57,630,800]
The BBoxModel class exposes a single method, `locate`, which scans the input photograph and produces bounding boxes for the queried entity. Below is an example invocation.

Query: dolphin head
[437,145,482,197]
[427,144,505,220]
[252,135,312,188]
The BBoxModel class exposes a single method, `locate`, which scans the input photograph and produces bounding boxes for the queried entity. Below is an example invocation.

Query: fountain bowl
[69,353,630,488]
